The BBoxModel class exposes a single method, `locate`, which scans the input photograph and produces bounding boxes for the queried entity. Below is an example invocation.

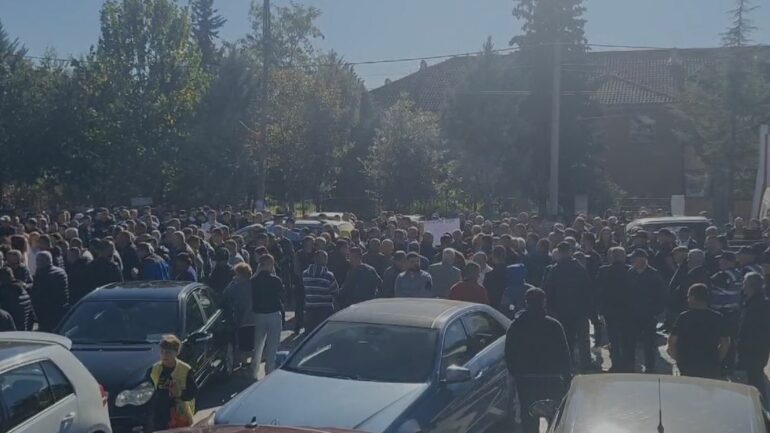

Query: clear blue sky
[1,0,769,88]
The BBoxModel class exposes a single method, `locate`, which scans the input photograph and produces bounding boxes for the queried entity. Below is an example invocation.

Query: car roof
[328,298,477,329]
[0,333,71,371]
[557,374,763,433]
[82,281,200,301]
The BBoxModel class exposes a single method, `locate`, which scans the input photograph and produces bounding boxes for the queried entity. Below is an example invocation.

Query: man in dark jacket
[342,247,382,306]
[65,246,92,303]
[380,251,407,298]
[207,248,235,296]
[90,240,123,289]
[738,272,770,402]
[622,249,667,373]
[505,288,571,433]
[327,240,351,285]
[542,242,591,368]
[597,246,631,372]
[30,251,69,332]
[0,267,33,331]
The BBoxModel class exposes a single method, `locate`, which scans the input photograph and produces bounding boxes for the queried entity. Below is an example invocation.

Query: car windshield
[285,321,438,383]
[59,300,178,344]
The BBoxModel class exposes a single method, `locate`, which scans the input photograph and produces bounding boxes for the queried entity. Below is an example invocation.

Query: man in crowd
[380,251,407,298]
[597,246,630,371]
[137,242,171,281]
[542,242,591,368]
[30,251,69,332]
[342,247,381,306]
[448,262,488,304]
[428,249,461,299]
[394,252,434,298]
[667,283,730,378]
[208,248,235,296]
[505,288,571,433]
[738,272,770,402]
[90,240,123,289]
[710,251,743,374]
[623,248,666,373]
[302,250,339,331]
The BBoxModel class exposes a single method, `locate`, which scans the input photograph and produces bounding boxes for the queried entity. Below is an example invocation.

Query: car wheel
[223,342,235,377]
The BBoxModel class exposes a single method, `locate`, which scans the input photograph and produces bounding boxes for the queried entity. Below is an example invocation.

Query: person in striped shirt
[302,250,340,332]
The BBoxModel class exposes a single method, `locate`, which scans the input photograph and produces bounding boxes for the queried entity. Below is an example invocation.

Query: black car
[56,281,234,432]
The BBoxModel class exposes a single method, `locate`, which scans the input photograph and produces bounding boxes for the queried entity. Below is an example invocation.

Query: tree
[190,0,226,70]
[364,97,445,210]
[676,0,767,223]
[443,37,524,213]
[510,0,609,214]
[246,1,323,67]
[176,44,260,205]
[76,0,207,203]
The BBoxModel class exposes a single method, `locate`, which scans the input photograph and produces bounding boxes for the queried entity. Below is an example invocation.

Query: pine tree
[190,0,226,70]
[510,0,609,214]
[676,0,767,223]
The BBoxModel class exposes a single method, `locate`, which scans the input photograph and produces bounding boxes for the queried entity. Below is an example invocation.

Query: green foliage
[443,38,523,213]
[77,0,207,203]
[364,97,445,210]
[190,0,227,70]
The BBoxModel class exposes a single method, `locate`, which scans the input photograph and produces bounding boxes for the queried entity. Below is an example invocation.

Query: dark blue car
[213,299,511,433]
[56,281,234,432]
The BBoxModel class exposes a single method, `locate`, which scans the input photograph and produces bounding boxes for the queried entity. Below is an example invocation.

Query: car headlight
[115,381,154,407]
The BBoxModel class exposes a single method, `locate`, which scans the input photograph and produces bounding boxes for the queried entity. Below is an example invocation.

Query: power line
[21,41,709,69]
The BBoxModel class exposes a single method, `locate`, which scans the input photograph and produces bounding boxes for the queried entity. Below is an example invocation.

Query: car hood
[71,343,159,391]
[215,369,429,432]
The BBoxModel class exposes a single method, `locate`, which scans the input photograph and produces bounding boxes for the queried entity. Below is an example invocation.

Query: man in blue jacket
[137,242,171,281]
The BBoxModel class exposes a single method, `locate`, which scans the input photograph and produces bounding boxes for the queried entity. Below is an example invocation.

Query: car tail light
[99,384,108,407]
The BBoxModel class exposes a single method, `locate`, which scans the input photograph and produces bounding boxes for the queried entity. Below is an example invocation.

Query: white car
[0,332,112,433]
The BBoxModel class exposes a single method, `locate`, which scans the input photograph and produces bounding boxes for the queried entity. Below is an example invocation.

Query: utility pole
[255,0,271,212]
[547,41,562,218]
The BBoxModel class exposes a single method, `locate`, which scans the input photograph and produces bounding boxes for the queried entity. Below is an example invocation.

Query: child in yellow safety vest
[147,335,198,431]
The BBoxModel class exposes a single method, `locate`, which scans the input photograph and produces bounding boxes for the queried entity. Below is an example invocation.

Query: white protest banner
[423,218,461,245]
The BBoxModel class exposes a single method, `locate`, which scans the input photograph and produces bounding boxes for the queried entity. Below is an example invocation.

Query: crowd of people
[1,205,770,431]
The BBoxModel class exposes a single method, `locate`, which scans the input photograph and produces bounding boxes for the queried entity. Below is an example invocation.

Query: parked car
[56,281,234,433]
[159,425,361,433]
[212,299,512,433]
[625,216,711,245]
[531,374,769,433]
[0,331,112,433]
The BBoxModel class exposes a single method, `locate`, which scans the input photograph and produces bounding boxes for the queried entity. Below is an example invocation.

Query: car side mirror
[529,399,558,422]
[443,365,472,384]
[275,351,290,367]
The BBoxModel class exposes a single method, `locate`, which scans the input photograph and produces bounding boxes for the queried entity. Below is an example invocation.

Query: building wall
[598,104,685,197]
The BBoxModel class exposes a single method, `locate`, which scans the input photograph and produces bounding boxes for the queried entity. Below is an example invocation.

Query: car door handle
[474,368,487,380]
[61,412,76,430]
